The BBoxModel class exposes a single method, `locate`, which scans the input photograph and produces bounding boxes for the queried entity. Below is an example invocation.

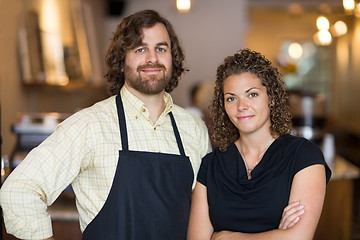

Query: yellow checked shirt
[0,86,212,240]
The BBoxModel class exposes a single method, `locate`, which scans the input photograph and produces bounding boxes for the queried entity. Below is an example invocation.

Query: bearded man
[0,9,211,240]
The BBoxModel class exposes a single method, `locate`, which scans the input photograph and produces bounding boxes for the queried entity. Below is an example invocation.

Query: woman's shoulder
[203,143,238,162]
[276,134,320,151]
[198,143,239,182]
[276,134,331,181]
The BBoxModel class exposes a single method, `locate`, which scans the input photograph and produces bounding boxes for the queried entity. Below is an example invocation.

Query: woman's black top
[197,134,331,233]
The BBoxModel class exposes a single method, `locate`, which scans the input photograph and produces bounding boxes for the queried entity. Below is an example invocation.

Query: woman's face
[223,72,271,137]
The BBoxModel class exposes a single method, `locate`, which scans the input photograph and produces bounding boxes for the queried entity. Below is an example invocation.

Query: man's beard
[124,63,171,95]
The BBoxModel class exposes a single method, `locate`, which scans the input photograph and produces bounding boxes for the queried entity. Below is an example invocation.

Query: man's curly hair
[211,49,292,151]
[104,10,186,95]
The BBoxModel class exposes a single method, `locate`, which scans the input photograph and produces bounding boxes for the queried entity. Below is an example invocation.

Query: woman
[187,49,331,240]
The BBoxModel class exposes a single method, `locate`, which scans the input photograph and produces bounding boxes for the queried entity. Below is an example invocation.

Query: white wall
[104,0,249,107]
[0,0,28,157]
[333,18,360,132]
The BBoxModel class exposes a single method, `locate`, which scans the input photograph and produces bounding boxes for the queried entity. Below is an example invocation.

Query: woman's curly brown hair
[104,10,186,95]
[211,48,292,151]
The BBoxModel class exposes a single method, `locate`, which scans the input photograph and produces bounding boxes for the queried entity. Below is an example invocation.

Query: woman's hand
[209,202,307,239]
[211,230,236,240]
[278,201,305,229]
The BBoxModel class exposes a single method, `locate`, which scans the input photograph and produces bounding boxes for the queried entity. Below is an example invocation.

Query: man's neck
[124,84,166,124]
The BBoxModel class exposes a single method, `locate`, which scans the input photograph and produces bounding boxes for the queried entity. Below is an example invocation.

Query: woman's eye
[226,97,235,102]
[249,92,258,98]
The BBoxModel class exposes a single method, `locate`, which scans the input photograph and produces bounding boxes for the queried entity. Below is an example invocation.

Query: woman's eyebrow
[245,87,260,93]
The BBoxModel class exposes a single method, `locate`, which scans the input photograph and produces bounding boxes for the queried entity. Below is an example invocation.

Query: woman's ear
[269,99,275,109]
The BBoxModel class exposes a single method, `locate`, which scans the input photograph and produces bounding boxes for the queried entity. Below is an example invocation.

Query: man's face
[123,23,173,95]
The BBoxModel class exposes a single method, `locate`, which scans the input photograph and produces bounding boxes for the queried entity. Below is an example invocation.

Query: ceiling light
[355,3,360,17]
[331,21,348,36]
[343,0,355,13]
[288,43,303,59]
[314,30,332,46]
[316,16,330,30]
[177,0,191,13]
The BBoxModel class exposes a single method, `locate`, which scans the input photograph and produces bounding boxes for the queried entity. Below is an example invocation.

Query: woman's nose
[238,99,249,111]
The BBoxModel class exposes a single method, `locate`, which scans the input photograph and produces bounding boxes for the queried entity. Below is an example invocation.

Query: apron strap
[169,112,186,157]
[116,93,186,156]
[116,94,129,151]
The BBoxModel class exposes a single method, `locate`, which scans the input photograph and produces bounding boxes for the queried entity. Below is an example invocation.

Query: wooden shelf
[22,82,108,93]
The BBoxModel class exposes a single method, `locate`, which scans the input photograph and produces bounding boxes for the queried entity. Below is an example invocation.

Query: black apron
[82,94,194,240]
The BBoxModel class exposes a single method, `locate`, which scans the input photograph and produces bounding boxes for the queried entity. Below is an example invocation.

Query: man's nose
[145,49,158,63]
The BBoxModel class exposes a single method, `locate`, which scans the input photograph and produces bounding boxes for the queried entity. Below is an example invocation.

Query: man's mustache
[137,64,166,73]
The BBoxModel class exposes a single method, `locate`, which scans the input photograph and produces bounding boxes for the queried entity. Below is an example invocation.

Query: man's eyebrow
[135,41,170,48]
[156,41,170,47]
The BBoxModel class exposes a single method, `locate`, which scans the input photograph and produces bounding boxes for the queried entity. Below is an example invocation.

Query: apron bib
[82,94,194,240]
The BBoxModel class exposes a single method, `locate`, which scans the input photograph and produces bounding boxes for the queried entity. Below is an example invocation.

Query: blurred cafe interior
[1,0,360,239]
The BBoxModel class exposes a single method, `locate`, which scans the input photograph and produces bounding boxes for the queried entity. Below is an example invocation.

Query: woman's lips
[237,115,254,121]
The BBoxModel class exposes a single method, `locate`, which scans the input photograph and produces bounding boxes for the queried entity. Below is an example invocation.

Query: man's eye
[156,47,166,52]
[135,48,146,53]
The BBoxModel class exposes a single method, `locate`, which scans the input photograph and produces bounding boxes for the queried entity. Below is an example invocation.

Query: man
[0,10,211,240]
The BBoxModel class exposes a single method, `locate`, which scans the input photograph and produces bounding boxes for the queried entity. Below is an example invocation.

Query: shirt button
[154,127,157,130]
[135,116,139,119]
[142,108,146,112]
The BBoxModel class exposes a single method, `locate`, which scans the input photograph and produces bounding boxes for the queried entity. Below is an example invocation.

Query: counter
[330,155,360,180]
[47,195,79,221]
[46,193,82,240]
[315,155,360,240]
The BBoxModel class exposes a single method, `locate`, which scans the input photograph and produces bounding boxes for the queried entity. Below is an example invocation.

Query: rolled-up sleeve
[0,113,92,239]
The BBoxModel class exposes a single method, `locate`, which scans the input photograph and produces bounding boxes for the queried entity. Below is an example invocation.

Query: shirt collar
[120,86,174,123]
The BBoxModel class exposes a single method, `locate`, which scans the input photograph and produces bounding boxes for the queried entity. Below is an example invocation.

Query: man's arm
[0,118,90,239]
[0,147,59,239]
